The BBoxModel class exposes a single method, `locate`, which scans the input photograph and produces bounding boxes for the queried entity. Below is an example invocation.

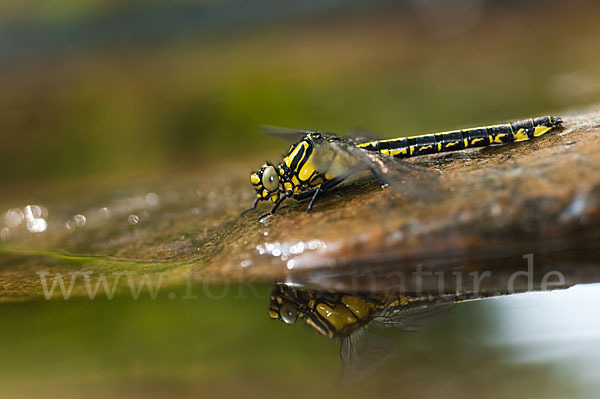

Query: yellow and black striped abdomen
[357,116,562,158]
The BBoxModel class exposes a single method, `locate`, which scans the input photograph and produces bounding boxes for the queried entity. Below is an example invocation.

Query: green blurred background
[2,0,599,190]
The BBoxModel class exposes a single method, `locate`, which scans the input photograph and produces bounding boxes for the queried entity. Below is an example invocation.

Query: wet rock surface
[200,110,600,290]
[1,110,600,299]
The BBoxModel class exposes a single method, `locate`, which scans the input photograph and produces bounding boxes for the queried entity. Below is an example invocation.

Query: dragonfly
[243,116,563,221]
[268,283,527,383]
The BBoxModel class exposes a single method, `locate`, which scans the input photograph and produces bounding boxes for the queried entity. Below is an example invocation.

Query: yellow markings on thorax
[284,141,309,169]
[513,128,529,141]
[315,302,357,333]
[250,173,260,185]
[399,296,409,306]
[269,310,278,318]
[310,175,324,186]
[298,159,317,182]
[305,317,329,337]
[341,296,375,320]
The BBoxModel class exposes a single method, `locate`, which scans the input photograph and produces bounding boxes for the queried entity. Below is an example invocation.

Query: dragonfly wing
[371,301,454,332]
[260,125,322,142]
[261,125,376,145]
[327,139,443,201]
[344,128,381,144]
[339,328,395,385]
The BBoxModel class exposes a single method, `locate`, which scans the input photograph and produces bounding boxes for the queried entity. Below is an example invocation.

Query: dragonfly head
[250,162,286,203]
[269,285,307,326]
[269,284,378,339]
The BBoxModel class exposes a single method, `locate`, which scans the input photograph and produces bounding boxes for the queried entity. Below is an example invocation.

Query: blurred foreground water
[1,282,600,398]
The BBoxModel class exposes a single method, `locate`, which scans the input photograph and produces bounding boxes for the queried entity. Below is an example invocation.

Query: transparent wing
[322,137,443,202]
[344,128,382,143]
[260,125,322,142]
[339,328,395,385]
[371,300,454,332]
[260,125,377,145]
[338,298,454,384]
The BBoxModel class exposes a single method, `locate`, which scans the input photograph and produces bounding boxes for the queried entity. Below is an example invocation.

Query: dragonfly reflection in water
[268,284,500,382]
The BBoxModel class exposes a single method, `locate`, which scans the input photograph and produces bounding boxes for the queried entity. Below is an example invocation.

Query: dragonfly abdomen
[357,116,563,158]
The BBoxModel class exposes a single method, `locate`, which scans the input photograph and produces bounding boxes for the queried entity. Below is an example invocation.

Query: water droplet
[307,240,324,250]
[73,214,86,227]
[145,192,159,206]
[263,231,269,237]
[26,218,47,233]
[128,214,139,224]
[240,260,253,268]
[289,242,305,255]
[5,208,24,228]
[29,205,47,219]
[23,205,47,233]
[272,249,282,257]
[287,260,295,270]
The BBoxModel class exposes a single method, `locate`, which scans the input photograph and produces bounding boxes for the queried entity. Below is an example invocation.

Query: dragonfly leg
[369,167,389,189]
[240,197,259,216]
[306,187,321,213]
[258,196,286,222]
[240,197,258,216]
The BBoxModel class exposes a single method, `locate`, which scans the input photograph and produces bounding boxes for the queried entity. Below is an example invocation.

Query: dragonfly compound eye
[262,165,279,192]
[279,302,298,325]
